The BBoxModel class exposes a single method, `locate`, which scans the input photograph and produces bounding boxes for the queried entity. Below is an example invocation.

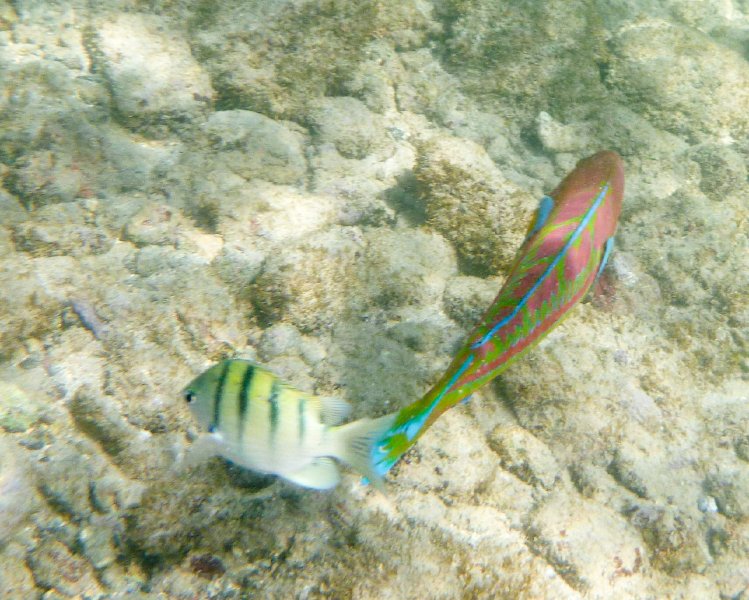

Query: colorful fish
[371,151,625,477]
[183,359,395,489]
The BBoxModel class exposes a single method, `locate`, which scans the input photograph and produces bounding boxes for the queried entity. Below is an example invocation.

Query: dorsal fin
[319,396,351,425]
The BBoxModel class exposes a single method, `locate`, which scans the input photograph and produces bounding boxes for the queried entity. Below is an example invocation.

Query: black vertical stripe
[268,381,280,445]
[298,399,306,444]
[237,363,255,441]
[211,360,230,432]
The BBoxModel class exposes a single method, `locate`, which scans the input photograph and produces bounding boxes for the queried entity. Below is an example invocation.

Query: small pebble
[697,496,718,513]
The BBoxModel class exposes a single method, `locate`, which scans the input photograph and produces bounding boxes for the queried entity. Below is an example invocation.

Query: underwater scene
[0,0,747,598]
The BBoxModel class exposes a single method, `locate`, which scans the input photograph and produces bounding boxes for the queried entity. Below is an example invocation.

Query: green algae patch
[0,382,41,433]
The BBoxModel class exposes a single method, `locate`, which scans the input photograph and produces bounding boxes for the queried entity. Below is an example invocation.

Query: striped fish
[183,359,395,490]
[371,151,625,477]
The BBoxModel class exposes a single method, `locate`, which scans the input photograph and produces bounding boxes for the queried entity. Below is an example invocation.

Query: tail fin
[332,413,397,491]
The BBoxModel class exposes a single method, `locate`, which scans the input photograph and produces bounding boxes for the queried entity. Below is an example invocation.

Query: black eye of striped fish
[184,390,196,404]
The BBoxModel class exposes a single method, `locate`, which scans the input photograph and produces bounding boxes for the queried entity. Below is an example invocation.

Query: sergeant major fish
[183,359,396,490]
[371,151,626,478]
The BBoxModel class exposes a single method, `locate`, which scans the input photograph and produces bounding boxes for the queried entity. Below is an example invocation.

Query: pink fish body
[371,151,625,476]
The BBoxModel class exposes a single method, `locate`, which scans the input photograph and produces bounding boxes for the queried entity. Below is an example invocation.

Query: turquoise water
[0,1,747,598]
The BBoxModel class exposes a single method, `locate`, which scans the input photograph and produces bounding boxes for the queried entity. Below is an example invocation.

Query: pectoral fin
[283,458,341,490]
[524,195,555,242]
[589,237,616,304]
[178,433,223,472]
[595,237,614,281]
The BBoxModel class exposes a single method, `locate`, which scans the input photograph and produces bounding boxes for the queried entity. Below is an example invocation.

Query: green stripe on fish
[299,399,306,444]
[211,359,230,433]
[268,380,280,446]
[238,362,254,441]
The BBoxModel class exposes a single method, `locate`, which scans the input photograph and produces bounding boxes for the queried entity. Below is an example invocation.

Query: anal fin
[179,433,223,472]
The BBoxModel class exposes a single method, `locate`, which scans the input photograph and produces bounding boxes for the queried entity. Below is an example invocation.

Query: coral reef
[0,0,747,598]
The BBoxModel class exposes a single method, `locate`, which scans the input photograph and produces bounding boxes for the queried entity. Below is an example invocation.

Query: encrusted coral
[0,0,747,597]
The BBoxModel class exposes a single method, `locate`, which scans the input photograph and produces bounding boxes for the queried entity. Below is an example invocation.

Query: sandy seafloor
[0,0,748,598]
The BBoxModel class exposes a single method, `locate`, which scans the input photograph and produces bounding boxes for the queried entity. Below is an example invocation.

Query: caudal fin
[332,413,397,491]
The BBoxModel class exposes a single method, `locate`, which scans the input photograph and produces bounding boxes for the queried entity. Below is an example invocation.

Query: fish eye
[184,390,196,404]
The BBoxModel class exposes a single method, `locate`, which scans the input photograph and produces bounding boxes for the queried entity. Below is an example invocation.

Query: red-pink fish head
[550,150,625,245]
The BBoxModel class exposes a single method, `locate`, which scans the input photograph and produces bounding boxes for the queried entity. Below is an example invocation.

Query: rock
[0,543,36,598]
[736,435,749,463]
[216,182,337,249]
[413,134,533,276]
[361,228,457,309]
[307,136,410,223]
[14,221,112,257]
[262,356,316,395]
[487,425,561,491]
[124,467,270,563]
[250,228,362,332]
[257,324,303,362]
[6,150,86,207]
[90,472,145,514]
[298,336,327,368]
[443,275,500,328]
[345,41,401,113]
[395,409,498,496]
[386,310,461,353]
[34,441,99,521]
[149,569,214,597]
[0,256,62,361]
[615,382,661,425]
[627,503,712,575]
[0,189,26,230]
[536,111,592,153]
[192,1,435,120]
[26,539,102,598]
[528,492,648,595]
[690,144,748,202]
[123,203,189,247]
[202,110,307,185]
[0,55,177,206]
[607,448,649,499]
[79,515,118,570]
[177,229,224,263]
[327,322,424,416]
[211,244,266,300]
[0,438,35,546]
[335,193,396,227]
[94,13,213,129]
[69,386,141,459]
[308,97,386,159]
[609,20,749,139]
[589,103,689,163]
[438,0,605,123]
[705,468,749,520]
[396,48,465,124]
